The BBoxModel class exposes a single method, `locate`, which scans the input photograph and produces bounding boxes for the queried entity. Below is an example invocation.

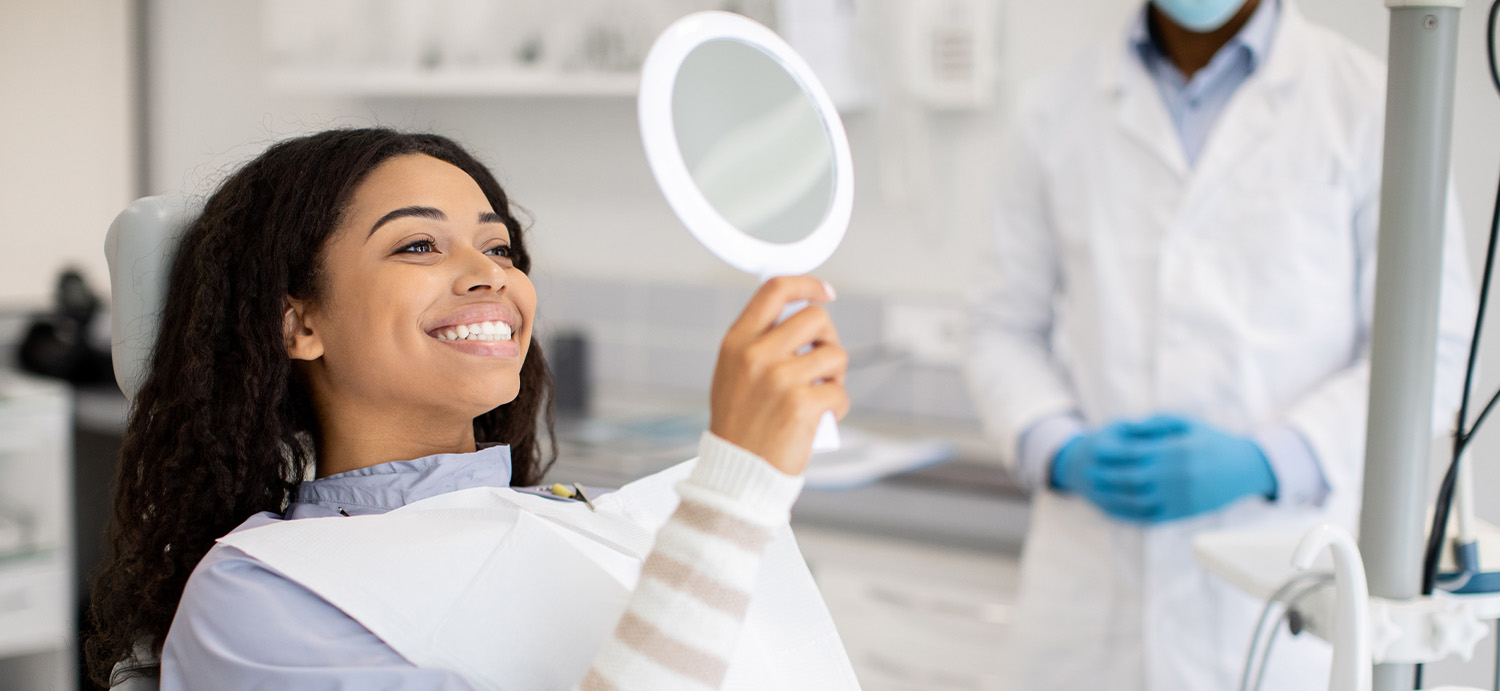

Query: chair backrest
[103,195,197,402]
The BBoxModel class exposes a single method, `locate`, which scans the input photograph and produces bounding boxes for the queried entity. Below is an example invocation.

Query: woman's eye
[397,239,437,254]
[486,244,513,258]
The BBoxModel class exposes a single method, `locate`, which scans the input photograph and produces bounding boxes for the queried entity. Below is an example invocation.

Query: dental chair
[105,195,196,402]
[101,195,198,691]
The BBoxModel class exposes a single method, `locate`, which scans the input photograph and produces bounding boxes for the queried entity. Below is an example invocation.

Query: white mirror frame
[638,11,854,279]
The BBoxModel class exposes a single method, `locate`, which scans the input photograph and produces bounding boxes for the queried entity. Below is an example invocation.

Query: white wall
[0,0,134,307]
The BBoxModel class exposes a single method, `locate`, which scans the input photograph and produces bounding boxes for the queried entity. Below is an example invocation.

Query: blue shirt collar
[1131,0,1280,77]
[290,444,513,516]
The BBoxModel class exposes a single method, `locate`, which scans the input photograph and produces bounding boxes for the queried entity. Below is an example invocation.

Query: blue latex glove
[1088,414,1278,524]
[1050,413,1164,494]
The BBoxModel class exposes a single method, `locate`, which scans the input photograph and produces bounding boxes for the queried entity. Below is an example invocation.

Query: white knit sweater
[577,432,805,691]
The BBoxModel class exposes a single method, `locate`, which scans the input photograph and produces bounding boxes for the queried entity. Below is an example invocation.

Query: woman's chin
[419,384,520,421]
[474,390,523,416]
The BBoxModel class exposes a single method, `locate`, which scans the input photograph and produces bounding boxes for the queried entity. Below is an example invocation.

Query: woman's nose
[453,246,507,294]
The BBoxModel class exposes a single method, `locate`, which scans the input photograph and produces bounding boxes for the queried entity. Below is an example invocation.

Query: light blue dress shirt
[1133,0,1280,166]
[1016,0,1330,507]
[158,446,525,690]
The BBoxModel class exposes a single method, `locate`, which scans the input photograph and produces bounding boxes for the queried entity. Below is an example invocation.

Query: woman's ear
[283,298,324,361]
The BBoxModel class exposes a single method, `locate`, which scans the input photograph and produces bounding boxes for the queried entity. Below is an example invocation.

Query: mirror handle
[812,412,840,453]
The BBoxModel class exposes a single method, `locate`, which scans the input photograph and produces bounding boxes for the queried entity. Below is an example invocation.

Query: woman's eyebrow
[478,211,504,224]
[367,206,446,239]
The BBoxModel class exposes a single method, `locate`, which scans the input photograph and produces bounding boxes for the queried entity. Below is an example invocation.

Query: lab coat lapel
[1101,35,1190,181]
[1186,3,1307,193]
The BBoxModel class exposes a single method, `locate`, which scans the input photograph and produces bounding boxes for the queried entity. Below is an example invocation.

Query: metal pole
[1360,3,1463,690]
[132,0,152,197]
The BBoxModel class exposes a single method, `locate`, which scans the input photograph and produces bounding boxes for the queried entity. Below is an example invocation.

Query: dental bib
[217,460,858,691]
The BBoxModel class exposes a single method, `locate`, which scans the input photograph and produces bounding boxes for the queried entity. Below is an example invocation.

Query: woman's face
[290,153,536,421]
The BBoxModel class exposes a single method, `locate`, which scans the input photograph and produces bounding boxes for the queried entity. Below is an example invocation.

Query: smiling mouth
[431,320,514,342]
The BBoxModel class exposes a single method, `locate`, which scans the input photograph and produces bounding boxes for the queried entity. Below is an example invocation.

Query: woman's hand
[709,276,849,475]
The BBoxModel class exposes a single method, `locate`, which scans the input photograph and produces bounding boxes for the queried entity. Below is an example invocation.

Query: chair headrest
[104,195,198,402]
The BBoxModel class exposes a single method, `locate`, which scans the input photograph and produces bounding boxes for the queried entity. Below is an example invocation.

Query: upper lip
[424,302,521,335]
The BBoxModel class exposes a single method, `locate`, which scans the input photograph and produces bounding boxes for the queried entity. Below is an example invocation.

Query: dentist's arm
[1270,121,1475,509]
[967,109,1083,490]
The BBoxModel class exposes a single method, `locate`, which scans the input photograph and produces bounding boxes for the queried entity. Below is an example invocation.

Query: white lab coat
[967,4,1475,690]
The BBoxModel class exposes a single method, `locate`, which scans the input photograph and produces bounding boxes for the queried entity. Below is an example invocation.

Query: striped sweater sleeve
[577,431,805,691]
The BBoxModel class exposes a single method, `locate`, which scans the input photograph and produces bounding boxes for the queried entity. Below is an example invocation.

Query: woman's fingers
[804,374,852,422]
[710,276,847,475]
[758,303,841,356]
[725,276,835,345]
[770,341,848,390]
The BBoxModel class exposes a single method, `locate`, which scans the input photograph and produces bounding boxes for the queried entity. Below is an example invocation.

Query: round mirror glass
[671,39,835,244]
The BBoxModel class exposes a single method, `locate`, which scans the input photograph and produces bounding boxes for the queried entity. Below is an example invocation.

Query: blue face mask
[1152,0,1248,32]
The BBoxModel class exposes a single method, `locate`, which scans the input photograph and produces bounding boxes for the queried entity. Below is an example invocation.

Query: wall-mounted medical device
[900,0,998,110]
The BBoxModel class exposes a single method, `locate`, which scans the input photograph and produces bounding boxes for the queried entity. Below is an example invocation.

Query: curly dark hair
[85,128,555,684]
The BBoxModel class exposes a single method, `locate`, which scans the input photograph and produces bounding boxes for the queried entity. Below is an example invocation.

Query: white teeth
[434,321,514,342]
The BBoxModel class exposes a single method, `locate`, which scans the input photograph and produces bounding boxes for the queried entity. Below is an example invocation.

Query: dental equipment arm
[1292,525,1372,691]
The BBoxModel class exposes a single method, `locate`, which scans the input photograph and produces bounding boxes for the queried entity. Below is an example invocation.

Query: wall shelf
[266,68,640,98]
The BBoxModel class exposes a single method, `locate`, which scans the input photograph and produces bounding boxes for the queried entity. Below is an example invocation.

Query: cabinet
[0,372,74,690]
[795,525,1017,691]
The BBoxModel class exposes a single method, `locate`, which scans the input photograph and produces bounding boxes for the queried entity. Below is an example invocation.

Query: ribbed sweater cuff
[682,431,805,526]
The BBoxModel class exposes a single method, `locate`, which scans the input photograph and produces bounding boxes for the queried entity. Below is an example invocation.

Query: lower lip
[432,336,521,358]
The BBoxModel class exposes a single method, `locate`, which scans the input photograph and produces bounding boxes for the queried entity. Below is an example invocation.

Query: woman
[87,128,849,689]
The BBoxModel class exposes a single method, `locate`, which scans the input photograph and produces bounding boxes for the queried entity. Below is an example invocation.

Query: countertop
[543,386,1030,554]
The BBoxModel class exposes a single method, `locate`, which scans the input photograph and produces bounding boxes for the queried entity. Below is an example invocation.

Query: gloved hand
[1050,417,1183,502]
[1087,414,1278,524]
[1048,419,1155,499]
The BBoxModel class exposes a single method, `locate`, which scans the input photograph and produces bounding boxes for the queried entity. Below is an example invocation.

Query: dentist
[969,1,1475,688]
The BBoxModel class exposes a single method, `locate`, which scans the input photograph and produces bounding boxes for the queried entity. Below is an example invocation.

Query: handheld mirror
[639,11,853,451]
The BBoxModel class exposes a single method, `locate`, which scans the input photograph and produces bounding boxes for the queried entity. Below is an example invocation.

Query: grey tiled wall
[531,274,978,423]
